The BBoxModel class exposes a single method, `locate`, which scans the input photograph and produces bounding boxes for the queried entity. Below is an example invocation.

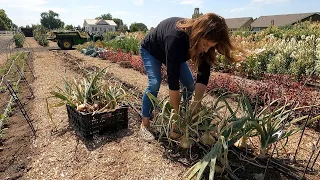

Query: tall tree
[0,9,13,30]
[96,13,126,31]
[65,24,73,30]
[0,18,7,30]
[11,23,18,30]
[40,10,64,29]
[112,18,123,30]
[122,24,129,32]
[96,13,113,20]
[130,22,148,32]
[32,24,42,29]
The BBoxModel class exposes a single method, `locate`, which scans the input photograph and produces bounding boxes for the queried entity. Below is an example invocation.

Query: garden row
[72,46,320,180]
[99,22,320,81]
[13,33,25,48]
[33,26,49,46]
[77,39,320,120]
[233,21,320,41]
[71,23,320,179]
[222,33,320,81]
[0,52,30,138]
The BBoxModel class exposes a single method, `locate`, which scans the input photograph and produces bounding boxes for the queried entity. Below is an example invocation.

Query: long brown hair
[177,13,242,66]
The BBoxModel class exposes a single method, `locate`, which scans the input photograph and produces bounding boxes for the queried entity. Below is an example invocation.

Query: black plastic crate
[66,104,128,139]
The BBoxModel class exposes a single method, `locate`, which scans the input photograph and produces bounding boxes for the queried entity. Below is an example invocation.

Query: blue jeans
[140,46,195,118]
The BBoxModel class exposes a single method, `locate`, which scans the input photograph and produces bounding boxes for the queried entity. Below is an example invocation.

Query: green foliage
[238,51,271,79]
[263,26,284,39]
[147,91,249,179]
[32,24,42,29]
[0,52,28,76]
[33,25,49,46]
[37,35,49,46]
[13,33,25,48]
[213,55,236,73]
[0,9,13,30]
[227,22,320,81]
[105,36,139,55]
[46,68,128,130]
[265,35,319,80]
[255,21,320,41]
[130,22,148,32]
[0,128,4,139]
[1,114,7,120]
[282,21,320,39]
[0,85,6,93]
[65,24,74,30]
[96,13,113,20]
[238,90,320,156]
[232,31,255,38]
[147,87,320,179]
[103,31,120,41]
[40,10,64,29]
[112,18,123,30]
[95,13,125,31]
[0,18,8,30]
[122,24,129,32]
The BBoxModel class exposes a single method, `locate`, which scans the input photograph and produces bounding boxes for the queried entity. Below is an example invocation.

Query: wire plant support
[4,79,36,137]
[0,35,36,138]
[261,35,320,180]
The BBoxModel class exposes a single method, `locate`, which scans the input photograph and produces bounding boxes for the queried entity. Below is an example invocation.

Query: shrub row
[33,26,49,46]
[13,33,25,48]
[213,35,320,81]
[104,36,140,55]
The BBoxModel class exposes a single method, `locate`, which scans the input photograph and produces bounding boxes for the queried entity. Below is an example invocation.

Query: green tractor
[48,31,103,50]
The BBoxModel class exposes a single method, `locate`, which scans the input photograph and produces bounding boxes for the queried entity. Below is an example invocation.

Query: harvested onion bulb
[201,131,215,146]
[179,136,194,149]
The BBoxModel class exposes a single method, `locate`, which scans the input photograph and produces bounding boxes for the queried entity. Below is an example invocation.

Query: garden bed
[63,50,320,180]
[2,35,316,179]
[0,46,34,179]
[0,81,33,180]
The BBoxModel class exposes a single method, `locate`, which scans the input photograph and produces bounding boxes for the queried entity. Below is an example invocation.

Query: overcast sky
[1,0,319,28]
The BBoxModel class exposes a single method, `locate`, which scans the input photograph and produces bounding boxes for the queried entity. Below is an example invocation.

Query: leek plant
[147,89,320,180]
[238,92,320,157]
[147,91,248,180]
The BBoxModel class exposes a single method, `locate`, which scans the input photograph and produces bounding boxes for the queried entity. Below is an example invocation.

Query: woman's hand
[169,90,181,113]
[169,90,182,139]
[191,100,202,121]
[188,83,207,122]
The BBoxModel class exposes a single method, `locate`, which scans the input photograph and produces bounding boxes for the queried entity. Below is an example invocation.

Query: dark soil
[0,44,35,180]
[0,81,34,180]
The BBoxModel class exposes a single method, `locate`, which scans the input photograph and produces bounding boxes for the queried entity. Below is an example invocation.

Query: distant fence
[0,31,14,35]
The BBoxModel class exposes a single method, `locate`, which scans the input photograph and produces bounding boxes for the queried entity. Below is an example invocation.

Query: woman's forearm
[169,90,181,112]
[194,83,207,103]
[169,83,206,115]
